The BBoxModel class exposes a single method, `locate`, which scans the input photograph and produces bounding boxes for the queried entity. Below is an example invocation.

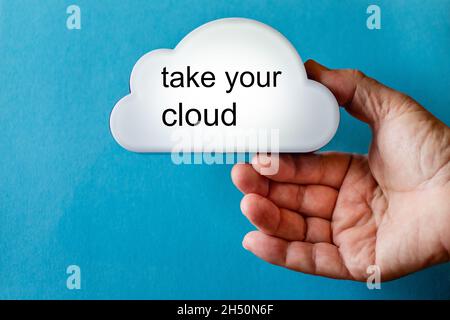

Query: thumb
[304,60,419,128]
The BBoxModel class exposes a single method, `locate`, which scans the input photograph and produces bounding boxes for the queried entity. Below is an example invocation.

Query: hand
[231,60,450,281]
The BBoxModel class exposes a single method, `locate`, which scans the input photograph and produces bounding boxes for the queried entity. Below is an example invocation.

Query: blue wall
[0,0,449,299]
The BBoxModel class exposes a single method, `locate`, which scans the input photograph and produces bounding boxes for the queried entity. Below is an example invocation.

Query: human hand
[231,60,450,281]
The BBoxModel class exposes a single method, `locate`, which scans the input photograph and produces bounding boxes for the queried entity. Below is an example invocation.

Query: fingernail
[252,153,272,168]
[242,238,249,250]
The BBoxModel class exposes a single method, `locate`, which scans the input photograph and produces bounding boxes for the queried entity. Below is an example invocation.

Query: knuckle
[351,69,366,79]
[340,68,367,82]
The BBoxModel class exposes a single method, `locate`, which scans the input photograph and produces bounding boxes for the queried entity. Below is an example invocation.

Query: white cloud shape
[110,18,339,153]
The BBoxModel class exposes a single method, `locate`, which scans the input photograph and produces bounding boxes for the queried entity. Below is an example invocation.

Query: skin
[231,60,450,281]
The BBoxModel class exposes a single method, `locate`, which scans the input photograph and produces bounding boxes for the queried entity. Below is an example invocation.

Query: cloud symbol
[110,18,339,153]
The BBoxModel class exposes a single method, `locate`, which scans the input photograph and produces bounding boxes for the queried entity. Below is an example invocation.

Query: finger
[232,163,339,219]
[304,59,419,127]
[231,163,268,195]
[267,183,337,220]
[304,217,332,243]
[240,194,305,241]
[252,153,352,189]
[243,231,352,280]
[241,194,332,243]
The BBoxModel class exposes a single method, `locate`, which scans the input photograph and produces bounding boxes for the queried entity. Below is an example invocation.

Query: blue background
[1,0,449,299]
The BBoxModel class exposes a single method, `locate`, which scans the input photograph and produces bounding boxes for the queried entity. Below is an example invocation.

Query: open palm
[231,61,450,281]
